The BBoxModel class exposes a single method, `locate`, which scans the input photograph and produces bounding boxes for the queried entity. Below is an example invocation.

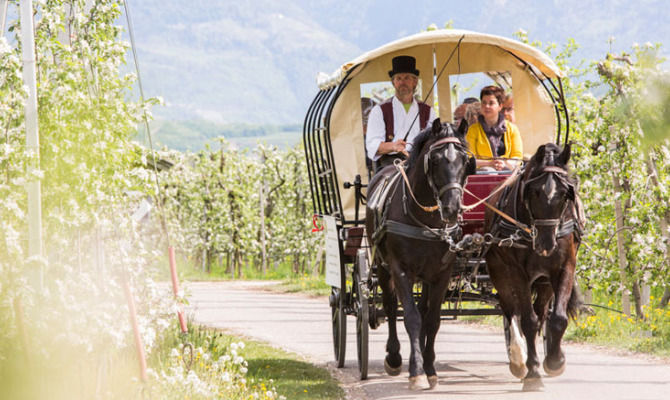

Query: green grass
[269,274,331,297]
[243,339,343,399]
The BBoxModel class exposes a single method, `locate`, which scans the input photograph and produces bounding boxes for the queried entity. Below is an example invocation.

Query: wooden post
[168,246,188,333]
[20,0,43,289]
[1,0,9,33]
[122,273,148,382]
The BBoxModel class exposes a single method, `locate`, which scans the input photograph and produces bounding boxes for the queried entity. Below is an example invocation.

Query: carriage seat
[462,172,512,235]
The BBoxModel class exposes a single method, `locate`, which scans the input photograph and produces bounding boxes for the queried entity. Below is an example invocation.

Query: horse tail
[567,283,584,320]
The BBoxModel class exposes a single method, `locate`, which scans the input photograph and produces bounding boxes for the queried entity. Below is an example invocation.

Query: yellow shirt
[466,121,523,159]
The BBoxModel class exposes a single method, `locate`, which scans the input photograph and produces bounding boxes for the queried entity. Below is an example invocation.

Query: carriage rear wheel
[355,249,369,380]
[330,287,346,367]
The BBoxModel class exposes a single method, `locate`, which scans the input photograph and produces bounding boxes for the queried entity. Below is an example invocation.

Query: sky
[302,0,669,71]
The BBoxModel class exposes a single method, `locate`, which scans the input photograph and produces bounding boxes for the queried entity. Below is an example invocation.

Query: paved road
[187,281,670,400]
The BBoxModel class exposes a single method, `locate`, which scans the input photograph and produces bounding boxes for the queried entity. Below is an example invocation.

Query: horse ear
[558,143,571,166]
[467,156,477,175]
[457,118,468,137]
[431,118,442,135]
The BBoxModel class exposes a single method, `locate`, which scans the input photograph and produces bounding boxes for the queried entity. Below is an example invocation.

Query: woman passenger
[465,86,522,171]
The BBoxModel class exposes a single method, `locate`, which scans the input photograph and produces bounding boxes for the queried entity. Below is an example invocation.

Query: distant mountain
[126,0,359,126]
[125,0,668,151]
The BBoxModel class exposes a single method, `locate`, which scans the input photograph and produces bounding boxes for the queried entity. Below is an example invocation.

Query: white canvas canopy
[309,29,566,222]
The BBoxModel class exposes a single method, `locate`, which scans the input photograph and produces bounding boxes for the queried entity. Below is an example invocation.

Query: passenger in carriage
[464,100,481,127]
[502,93,516,123]
[465,85,522,171]
[365,55,437,172]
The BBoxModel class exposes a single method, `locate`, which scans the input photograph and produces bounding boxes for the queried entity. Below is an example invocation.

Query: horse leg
[519,296,544,391]
[544,250,577,377]
[418,282,430,354]
[391,265,426,390]
[488,258,528,380]
[378,266,402,376]
[421,279,449,390]
[533,280,553,329]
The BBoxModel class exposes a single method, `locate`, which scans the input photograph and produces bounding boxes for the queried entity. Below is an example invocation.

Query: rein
[395,159,439,212]
[461,165,521,212]
[489,164,577,249]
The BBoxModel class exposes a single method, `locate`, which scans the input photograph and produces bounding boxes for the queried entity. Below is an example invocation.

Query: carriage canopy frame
[303,29,569,225]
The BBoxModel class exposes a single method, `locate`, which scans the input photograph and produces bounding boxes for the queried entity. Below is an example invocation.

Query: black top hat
[388,55,419,78]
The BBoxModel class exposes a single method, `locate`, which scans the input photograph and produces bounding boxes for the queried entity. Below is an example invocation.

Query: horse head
[409,118,476,225]
[522,143,575,256]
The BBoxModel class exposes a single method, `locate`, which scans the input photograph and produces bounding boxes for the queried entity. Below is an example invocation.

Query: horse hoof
[543,358,566,377]
[509,362,528,380]
[384,358,402,376]
[522,377,544,392]
[427,375,438,390]
[408,375,428,391]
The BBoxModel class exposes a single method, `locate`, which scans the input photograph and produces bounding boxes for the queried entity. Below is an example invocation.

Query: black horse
[484,143,583,391]
[365,119,476,390]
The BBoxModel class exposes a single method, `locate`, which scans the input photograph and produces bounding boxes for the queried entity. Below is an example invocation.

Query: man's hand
[377,140,408,157]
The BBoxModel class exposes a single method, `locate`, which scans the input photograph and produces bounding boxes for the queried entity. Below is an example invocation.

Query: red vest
[380,99,431,141]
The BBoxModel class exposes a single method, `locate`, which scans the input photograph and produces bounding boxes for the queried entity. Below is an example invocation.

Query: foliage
[515,30,670,317]
[572,44,670,312]
[161,140,323,278]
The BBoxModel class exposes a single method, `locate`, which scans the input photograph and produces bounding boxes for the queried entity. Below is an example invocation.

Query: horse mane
[407,122,466,170]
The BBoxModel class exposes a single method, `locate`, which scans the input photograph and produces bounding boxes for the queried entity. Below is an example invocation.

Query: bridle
[422,136,470,221]
[520,165,575,249]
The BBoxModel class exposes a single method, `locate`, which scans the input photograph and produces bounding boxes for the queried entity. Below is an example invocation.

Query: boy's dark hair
[480,85,505,105]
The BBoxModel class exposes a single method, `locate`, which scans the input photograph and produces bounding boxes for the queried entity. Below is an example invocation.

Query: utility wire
[123,0,171,246]
[402,35,465,142]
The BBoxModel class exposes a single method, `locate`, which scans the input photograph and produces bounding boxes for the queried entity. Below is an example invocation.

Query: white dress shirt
[365,96,438,161]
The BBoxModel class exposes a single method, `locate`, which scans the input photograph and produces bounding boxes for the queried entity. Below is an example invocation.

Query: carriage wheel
[330,287,347,367]
[355,250,369,380]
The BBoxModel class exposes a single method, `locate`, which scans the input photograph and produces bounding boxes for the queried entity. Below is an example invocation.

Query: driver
[365,55,437,172]
[465,85,522,171]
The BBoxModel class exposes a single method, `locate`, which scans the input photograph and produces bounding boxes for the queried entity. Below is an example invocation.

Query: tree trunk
[660,288,670,308]
[645,155,670,309]
[259,180,267,276]
[311,245,324,276]
[612,173,631,316]
[631,280,644,319]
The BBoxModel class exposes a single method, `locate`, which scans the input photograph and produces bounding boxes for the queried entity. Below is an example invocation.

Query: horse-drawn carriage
[303,29,580,391]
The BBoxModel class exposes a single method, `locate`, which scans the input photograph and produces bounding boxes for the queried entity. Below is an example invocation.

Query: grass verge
[458,296,670,359]
[151,324,344,399]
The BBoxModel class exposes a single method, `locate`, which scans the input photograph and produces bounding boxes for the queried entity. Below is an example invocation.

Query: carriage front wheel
[355,249,369,380]
[330,287,346,367]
